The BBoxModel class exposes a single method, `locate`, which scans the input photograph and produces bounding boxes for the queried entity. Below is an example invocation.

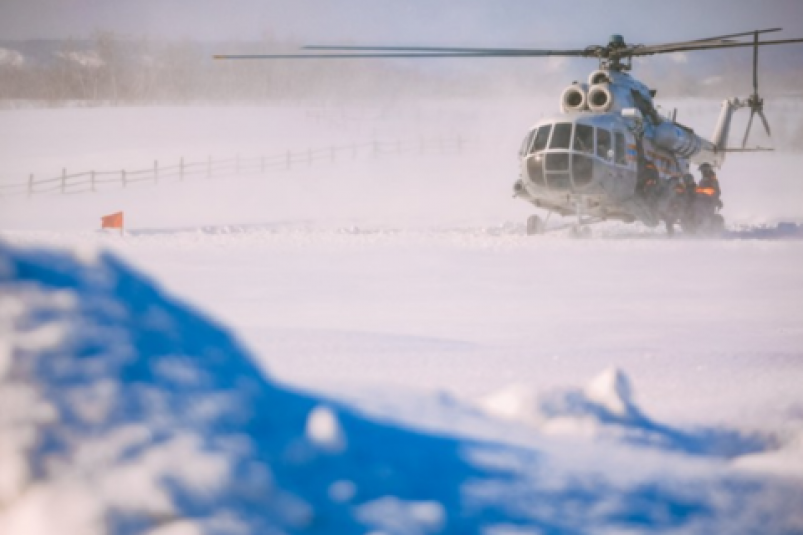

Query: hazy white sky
[2,0,803,47]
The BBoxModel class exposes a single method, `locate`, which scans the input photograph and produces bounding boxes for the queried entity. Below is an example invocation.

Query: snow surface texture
[2,242,803,534]
[2,100,803,533]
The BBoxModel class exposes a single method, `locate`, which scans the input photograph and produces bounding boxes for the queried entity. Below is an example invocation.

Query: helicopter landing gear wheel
[526,215,545,235]
[571,224,592,238]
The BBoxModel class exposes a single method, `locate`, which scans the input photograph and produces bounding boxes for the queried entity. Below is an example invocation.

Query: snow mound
[2,241,803,534]
[480,368,773,458]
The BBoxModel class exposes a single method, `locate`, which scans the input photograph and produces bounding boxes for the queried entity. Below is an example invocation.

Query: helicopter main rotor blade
[300,30,784,56]
[683,27,781,43]
[303,45,593,56]
[626,36,803,57]
[217,36,803,61]
[742,109,756,148]
[214,28,803,62]
[214,50,589,59]
[631,27,782,54]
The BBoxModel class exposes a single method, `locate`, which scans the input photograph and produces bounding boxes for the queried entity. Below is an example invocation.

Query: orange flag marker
[101,211,124,235]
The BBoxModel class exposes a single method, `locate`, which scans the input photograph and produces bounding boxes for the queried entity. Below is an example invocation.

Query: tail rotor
[741,31,772,148]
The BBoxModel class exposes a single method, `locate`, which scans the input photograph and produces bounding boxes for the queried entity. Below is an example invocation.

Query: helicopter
[214,28,803,236]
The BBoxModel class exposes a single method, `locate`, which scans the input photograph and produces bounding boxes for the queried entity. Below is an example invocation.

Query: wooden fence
[0,136,466,199]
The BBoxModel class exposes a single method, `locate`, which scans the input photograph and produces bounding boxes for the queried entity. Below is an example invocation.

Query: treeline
[0,32,506,105]
[1,32,802,107]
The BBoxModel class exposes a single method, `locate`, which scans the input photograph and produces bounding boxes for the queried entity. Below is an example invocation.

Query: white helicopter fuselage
[514,68,735,227]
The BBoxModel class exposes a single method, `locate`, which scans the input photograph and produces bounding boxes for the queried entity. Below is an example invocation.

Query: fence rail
[0,136,467,199]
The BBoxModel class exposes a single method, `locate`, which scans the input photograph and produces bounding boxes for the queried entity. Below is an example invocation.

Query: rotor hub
[609,35,627,49]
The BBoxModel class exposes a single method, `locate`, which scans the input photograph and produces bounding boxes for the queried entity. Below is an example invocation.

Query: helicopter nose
[525,150,595,191]
[526,154,545,186]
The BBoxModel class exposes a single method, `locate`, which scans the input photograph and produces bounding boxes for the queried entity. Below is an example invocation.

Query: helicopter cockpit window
[531,125,552,153]
[596,129,612,159]
[549,123,572,150]
[614,132,627,165]
[519,130,536,157]
[573,124,594,154]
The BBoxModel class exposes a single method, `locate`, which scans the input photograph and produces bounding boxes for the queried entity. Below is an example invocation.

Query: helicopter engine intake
[587,85,614,112]
[561,83,588,112]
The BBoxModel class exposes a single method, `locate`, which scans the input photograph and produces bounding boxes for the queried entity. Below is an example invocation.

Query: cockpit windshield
[532,125,551,153]
[524,122,629,193]
[549,123,572,149]
[573,124,594,154]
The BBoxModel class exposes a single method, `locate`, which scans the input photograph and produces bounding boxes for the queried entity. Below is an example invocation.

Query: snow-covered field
[2,99,803,533]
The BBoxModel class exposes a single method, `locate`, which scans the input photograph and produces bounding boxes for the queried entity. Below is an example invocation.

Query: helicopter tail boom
[710,99,737,167]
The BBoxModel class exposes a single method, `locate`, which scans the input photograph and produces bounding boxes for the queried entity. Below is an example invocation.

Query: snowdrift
[1,241,802,534]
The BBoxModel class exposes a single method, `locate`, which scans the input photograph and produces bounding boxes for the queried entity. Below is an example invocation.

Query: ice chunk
[478,367,641,436]
[305,405,346,453]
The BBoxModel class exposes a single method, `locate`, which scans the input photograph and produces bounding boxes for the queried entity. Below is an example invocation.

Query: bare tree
[95,31,121,105]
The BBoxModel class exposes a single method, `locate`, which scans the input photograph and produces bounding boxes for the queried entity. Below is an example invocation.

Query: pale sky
[1,0,803,49]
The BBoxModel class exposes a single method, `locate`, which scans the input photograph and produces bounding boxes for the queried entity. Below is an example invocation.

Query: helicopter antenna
[742,31,772,148]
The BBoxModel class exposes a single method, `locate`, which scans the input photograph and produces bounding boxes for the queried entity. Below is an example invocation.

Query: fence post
[122,170,127,188]
[91,171,96,192]
[207,156,211,179]
[154,160,158,184]
[180,157,184,181]
[28,174,33,199]
[61,168,66,194]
